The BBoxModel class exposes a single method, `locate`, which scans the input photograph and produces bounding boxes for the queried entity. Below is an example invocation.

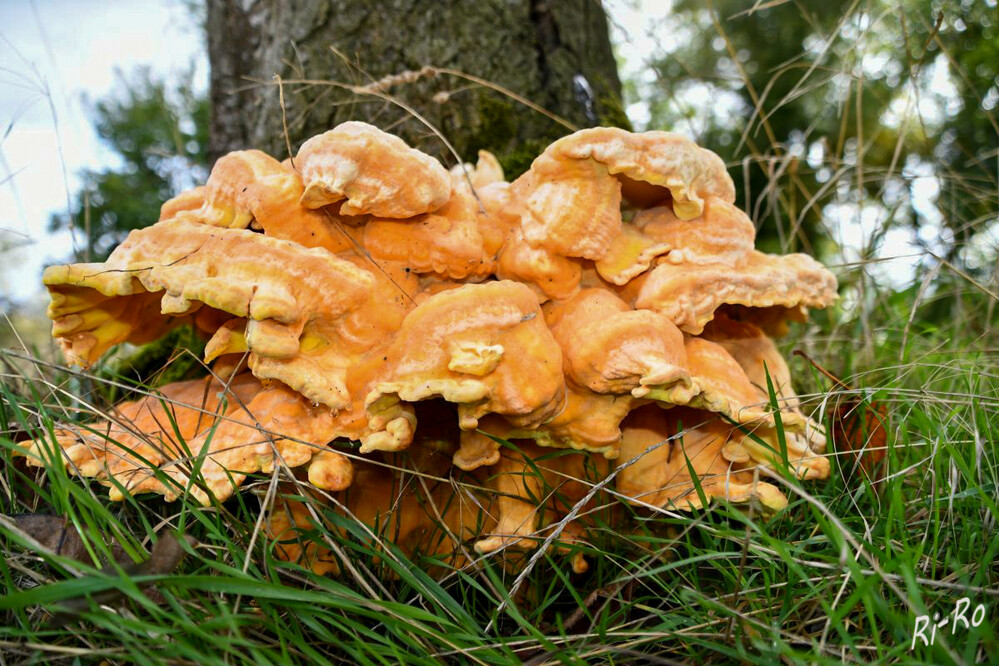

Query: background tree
[206,0,629,176]
[49,68,209,262]
[631,0,997,265]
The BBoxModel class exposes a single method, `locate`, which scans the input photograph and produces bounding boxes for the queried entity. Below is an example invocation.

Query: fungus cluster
[27,122,837,573]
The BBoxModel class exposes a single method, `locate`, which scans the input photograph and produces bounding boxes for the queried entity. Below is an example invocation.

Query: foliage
[48,68,209,262]
[629,0,998,262]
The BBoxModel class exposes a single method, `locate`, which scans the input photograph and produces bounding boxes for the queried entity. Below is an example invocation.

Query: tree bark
[206,0,627,177]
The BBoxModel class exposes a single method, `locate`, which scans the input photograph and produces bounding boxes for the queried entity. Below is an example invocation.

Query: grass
[0,277,996,664]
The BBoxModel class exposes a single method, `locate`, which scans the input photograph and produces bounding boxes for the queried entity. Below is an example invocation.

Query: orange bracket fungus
[26,121,838,574]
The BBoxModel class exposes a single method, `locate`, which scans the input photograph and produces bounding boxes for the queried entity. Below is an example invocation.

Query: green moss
[464,95,561,179]
[596,92,632,131]
[472,96,518,150]
[99,325,207,401]
[495,138,549,180]
[463,82,632,179]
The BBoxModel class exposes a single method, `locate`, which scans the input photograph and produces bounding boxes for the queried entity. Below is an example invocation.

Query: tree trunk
[206,0,627,177]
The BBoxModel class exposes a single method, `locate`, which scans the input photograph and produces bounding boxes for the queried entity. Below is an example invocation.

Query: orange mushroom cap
[635,250,838,334]
[545,288,689,396]
[296,121,451,217]
[616,405,788,512]
[365,280,566,448]
[32,122,839,571]
[450,149,505,190]
[362,176,495,279]
[595,197,756,286]
[22,374,262,501]
[43,218,375,410]
[159,185,207,221]
[512,127,736,260]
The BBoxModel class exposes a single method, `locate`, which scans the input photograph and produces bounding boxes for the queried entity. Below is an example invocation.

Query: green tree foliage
[49,68,209,261]
[629,0,998,261]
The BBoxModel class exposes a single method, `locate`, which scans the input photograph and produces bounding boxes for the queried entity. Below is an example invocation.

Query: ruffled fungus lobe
[33,121,838,574]
[617,406,787,511]
[635,251,838,334]
[159,185,206,220]
[512,127,735,260]
[173,149,356,254]
[21,374,263,500]
[362,174,495,279]
[451,149,505,189]
[544,288,688,396]
[365,280,566,441]
[296,121,451,217]
[595,198,755,285]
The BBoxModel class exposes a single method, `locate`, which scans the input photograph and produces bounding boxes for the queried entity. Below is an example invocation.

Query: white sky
[0,0,206,303]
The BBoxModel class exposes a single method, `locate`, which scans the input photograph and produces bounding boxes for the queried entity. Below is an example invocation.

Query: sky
[0,0,206,303]
[0,0,978,307]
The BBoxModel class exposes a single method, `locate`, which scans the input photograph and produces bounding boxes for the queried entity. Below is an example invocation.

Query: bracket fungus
[28,121,837,574]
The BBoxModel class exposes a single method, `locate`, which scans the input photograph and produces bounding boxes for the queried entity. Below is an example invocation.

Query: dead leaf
[830,395,888,483]
[2,513,196,624]
[47,532,196,625]
[7,514,99,564]
[793,351,888,488]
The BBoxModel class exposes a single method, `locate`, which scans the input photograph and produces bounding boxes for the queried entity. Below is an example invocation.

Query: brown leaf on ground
[793,351,889,488]
[7,514,100,564]
[2,514,195,624]
[830,397,889,484]
[47,532,197,625]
